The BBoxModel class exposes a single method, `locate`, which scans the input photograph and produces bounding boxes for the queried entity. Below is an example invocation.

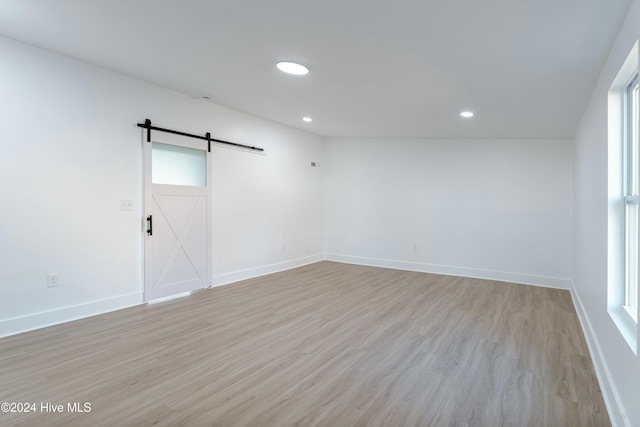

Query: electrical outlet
[47,273,59,288]
[120,200,133,211]
[281,243,286,252]
[413,244,418,251]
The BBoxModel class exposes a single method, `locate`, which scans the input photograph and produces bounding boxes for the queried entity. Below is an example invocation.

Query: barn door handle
[147,215,153,236]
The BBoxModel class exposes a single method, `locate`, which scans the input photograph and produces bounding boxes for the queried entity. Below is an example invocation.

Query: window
[624,73,639,321]
[607,42,638,353]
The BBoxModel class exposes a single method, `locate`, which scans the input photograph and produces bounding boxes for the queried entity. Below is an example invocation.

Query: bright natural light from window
[303,117,312,122]
[276,61,309,75]
[460,111,474,118]
[607,41,638,353]
[625,73,639,321]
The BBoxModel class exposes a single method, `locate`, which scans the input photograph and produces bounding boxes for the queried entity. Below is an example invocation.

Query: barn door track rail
[137,119,264,153]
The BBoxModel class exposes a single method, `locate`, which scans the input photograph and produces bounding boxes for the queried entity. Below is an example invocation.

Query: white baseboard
[325,253,572,289]
[0,293,143,339]
[569,282,628,427]
[211,254,325,288]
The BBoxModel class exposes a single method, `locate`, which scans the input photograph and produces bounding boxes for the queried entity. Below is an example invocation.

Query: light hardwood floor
[0,262,609,426]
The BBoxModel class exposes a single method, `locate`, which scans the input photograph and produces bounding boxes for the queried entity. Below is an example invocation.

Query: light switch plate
[120,200,133,211]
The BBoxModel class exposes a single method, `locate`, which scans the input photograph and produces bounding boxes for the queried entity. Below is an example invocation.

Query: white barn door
[143,132,211,301]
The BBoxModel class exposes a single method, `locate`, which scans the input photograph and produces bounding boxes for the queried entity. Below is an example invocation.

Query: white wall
[0,36,324,336]
[324,138,573,287]
[572,0,640,425]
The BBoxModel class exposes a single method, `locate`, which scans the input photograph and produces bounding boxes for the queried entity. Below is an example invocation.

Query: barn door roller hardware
[137,119,264,153]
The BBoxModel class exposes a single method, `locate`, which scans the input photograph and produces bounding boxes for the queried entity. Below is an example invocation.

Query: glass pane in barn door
[152,142,206,186]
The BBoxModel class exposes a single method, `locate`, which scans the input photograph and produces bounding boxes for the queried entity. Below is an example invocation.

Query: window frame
[624,72,639,322]
[607,42,638,354]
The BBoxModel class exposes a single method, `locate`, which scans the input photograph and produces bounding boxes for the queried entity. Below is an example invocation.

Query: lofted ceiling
[0,0,632,139]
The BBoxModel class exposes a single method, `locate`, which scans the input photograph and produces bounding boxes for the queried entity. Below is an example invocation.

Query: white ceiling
[0,0,631,139]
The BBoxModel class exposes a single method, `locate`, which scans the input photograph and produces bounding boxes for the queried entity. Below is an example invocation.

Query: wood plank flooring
[0,262,609,426]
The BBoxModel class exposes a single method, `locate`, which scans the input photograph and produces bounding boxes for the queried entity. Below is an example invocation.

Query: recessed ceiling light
[460,111,474,118]
[276,61,309,75]
[303,117,313,122]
